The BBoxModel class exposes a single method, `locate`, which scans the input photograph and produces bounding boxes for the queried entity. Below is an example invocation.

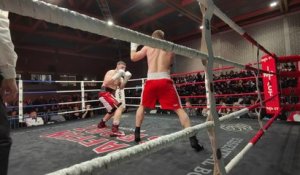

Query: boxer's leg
[134,105,145,142]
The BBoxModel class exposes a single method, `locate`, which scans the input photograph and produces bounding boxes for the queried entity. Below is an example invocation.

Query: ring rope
[171,61,262,77]
[125,97,141,99]
[56,107,105,115]
[48,96,272,175]
[21,80,103,83]
[0,0,267,71]
[47,121,214,175]
[199,2,227,174]
[23,89,101,94]
[197,0,277,59]
[8,99,101,109]
[175,76,262,87]
[219,94,278,122]
[180,92,262,99]
[225,110,281,173]
[0,0,282,174]
[171,66,235,77]
[253,46,264,130]
[8,107,106,122]
[123,87,143,90]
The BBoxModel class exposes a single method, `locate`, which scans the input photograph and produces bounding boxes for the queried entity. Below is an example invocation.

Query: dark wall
[15,49,147,81]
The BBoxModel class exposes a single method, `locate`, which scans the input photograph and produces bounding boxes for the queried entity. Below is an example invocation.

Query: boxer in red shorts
[130,30,204,151]
[98,61,132,136]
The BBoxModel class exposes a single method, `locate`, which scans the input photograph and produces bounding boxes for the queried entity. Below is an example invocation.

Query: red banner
[261,55,280,114]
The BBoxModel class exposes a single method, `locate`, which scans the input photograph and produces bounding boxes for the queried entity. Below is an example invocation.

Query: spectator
[82,104,94,119]
[25,110,44,127]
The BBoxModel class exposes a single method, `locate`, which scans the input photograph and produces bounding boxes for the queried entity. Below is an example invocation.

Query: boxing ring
[9,113,300,175]
[1,0,300,175]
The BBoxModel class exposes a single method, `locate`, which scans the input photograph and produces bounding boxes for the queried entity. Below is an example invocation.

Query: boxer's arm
[131,46,147,62]
[102,70,119,87]
[119,71,132,89]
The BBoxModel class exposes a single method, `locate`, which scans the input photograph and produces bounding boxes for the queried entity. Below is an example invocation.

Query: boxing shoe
[189,136,204,152]
[97,119,106,128]
[134,131,141,143]
[110,124,125,137]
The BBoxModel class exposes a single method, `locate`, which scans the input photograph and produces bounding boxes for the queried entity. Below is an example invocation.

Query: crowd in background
[172,70,260,117]
[280,62,298,88]
[6,64,299,129]
[6,93,103,129]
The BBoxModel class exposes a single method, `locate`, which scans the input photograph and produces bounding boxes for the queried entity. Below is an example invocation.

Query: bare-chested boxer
[130,30,204,151]
[97,61,131,136]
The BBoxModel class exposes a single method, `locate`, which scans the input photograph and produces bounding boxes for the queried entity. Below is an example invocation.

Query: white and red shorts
[141,72,182,110]
[98,87,121,114]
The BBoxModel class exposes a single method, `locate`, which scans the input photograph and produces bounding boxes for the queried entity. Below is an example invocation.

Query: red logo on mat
[41,125,159,154]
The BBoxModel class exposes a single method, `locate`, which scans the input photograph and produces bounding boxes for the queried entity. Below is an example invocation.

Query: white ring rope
[21,80,103,83]
[128,78,145,82]
[57,107,105,115]
[48,108,249,175]
[0,0,275,174]
[123,87,142,90]
[48,121,215,175]
[125,97,141,99]
[0,0,246,69]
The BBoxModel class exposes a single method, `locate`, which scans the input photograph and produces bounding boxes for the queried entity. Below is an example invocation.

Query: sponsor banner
[261,55,280,114]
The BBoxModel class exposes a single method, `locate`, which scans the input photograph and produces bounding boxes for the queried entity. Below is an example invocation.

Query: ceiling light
[200,25,204,30]
[270,2,278,7]
[107,20,114,26]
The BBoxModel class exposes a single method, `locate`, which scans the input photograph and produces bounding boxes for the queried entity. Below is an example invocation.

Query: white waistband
[0,10,8,18]
[147,72,171,80]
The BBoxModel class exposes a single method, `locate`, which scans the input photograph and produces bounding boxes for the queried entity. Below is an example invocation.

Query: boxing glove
[130,43,139,52]
[123,71,132,84]
[112,69,125,80]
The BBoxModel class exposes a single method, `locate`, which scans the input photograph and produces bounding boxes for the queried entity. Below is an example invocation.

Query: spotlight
[107,20,114,26]
[270,2,278,7]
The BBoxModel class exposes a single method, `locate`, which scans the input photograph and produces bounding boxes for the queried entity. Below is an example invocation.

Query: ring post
[18,79,24,122]
[198,0,227,174]
[80,81,85,110]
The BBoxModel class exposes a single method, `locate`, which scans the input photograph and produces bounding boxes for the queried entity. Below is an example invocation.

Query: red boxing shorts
[141,72,182,110]
[98,87,122,114]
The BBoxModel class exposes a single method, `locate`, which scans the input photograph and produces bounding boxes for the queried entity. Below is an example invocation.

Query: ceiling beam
[82,0,94,10]
[290,0,300,8]
[16,45,111,60]
[171,29,201,43]
[130,0,195,29]
[77,0,195,53]
[283,0,289,12]
[171,5,286,43]
[214,6,278,29]
[68,0,78,9]
[10,24,118,46]
[280,0,289,12]
[16,20,43,43]
[159,0,202,24]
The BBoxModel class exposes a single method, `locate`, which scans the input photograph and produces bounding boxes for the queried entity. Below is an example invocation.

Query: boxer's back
[146,46,173,73]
